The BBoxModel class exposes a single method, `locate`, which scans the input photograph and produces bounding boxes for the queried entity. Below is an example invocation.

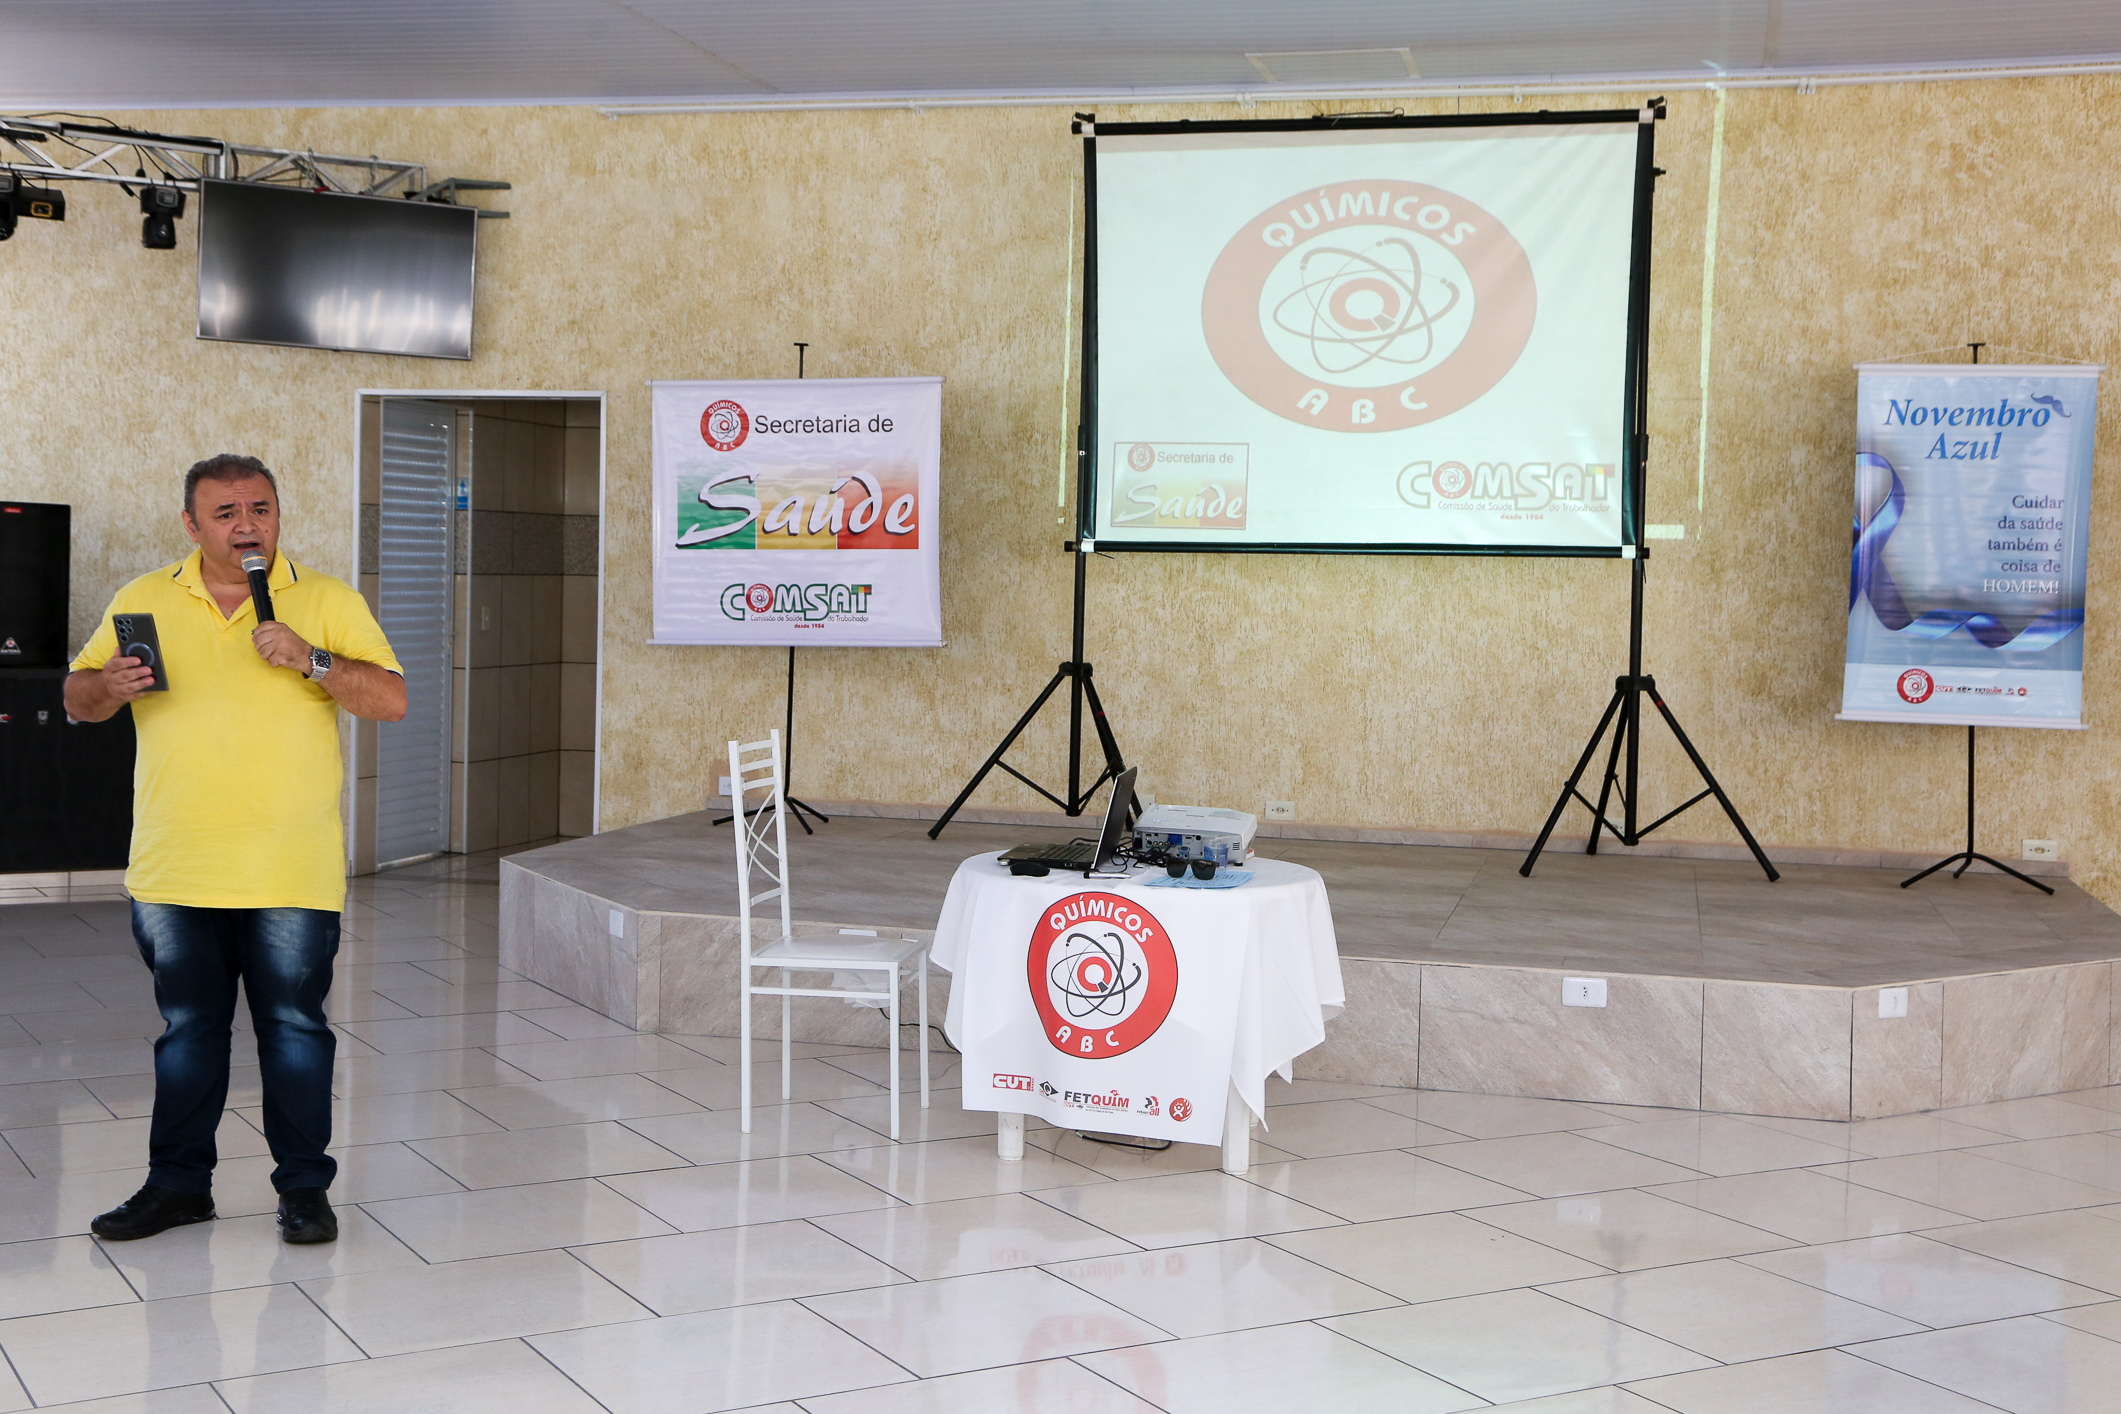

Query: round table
[930,853,1344,1175]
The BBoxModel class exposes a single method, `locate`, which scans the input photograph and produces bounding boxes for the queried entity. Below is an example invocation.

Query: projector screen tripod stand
[1519,119,1773,884]
[1521,549,1778,882]
[931,144,1129,843]
[928,534,1129,839]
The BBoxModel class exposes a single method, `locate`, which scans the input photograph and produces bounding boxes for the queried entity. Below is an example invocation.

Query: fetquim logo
[1028,892,1178,1058]
[1201,179,1536,432]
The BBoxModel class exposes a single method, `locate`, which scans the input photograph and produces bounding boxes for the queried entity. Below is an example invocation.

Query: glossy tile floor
[6,871,2121,1412]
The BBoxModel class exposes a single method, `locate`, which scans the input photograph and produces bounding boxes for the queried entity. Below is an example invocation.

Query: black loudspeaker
[0,669,135,873]
[0,501,69,668]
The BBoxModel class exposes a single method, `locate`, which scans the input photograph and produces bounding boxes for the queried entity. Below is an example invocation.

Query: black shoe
[277,1187,337,1244]
[91,1184,215,1241]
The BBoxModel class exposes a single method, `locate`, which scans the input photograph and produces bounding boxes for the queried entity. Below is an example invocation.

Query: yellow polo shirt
[72,551,401,912]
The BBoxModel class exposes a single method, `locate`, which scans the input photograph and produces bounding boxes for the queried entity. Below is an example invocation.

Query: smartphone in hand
[112,613,170,692]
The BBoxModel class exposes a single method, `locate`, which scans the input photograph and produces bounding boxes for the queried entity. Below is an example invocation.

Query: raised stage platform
[499,811,2121,1123]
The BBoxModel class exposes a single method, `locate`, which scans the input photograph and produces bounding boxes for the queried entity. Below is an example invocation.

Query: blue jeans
[131,902,339,1194]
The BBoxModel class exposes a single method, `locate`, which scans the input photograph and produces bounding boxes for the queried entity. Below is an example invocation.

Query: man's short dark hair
[184,454,278,516]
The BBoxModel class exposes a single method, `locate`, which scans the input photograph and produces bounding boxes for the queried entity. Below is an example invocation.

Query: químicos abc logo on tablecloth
[1027,893,1178,1058]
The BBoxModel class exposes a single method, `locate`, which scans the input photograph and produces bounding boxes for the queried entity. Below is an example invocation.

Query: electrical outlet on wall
[1878,987,1909,1019]
[718,775,735,798]
[2023,839,2059,862]
[1264,801,1295,821]
[1563,977,1608,1008]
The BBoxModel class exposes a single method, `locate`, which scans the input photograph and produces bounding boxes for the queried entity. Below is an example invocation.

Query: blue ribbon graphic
[1850,452,2081,650]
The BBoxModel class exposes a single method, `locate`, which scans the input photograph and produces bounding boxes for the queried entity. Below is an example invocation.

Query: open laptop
[997,766,1138,875]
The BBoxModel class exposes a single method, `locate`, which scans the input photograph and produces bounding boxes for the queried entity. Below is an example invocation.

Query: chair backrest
[727,730,792,955]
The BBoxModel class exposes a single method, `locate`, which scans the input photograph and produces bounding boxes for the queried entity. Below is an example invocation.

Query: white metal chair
[730,729,930,1137]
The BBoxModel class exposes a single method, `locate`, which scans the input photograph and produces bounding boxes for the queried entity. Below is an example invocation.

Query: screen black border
[1077,108,1658,558]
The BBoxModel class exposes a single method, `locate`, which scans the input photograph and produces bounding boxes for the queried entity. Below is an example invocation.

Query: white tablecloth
[931,854,1344,1138]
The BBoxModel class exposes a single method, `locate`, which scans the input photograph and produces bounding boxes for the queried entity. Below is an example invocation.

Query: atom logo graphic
[745,583,774,614]
[1052,937,1145,1021]
[700,399,749,452]
[1270,238,1462,379]
[1897,668,1934,704]
[1202,179,1536,433]
[1027,893,1177,1059]
[1127,442,1156,473]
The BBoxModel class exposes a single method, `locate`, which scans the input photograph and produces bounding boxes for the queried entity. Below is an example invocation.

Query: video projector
[1131,804,1257,868]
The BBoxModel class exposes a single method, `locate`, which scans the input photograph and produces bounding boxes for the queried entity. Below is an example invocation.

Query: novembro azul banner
[1839,363,2100,730]
[649,376,943,647]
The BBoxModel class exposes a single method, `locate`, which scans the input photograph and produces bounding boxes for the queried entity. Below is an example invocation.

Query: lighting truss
[0,115,508,215]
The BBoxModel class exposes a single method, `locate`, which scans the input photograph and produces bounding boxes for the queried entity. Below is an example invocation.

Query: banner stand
[1890,343,2053,897]
[707,345,832,836]
[1844,342,2097,894]
[714,644,831,836]
[1901,725,2052,895]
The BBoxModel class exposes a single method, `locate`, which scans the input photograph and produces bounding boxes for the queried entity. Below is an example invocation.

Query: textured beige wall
[2,86,2116,903]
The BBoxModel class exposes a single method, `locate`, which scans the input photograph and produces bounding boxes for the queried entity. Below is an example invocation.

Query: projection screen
[1083,111,1655,555]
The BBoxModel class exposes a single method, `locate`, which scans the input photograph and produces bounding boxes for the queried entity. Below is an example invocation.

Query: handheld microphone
[240,552,275,623]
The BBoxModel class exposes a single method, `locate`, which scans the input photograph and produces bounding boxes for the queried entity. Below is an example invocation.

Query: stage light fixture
[4,175,64,225]
[139,183,185,249]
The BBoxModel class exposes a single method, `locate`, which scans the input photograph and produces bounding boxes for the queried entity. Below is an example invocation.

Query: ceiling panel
[0,0,2118,109]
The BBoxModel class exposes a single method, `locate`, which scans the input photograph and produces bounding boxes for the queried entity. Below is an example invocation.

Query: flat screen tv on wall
[196,180,478,360]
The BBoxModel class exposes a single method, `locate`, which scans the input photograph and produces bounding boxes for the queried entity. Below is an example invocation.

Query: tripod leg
[1645,689,1780,882]
[1901,853,1966,889]
[1075,670,1129,816]
[928,667,1073,839]
[779,645,818,836]
[1586,691,1632,856]
[1965,852,2057,896]
[1521,686,1627,876]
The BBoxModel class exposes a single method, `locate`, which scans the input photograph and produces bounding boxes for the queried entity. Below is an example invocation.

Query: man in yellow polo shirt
[67,454,406,1245]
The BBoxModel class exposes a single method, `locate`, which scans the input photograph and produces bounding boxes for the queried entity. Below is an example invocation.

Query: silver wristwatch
[306,647,334,681]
